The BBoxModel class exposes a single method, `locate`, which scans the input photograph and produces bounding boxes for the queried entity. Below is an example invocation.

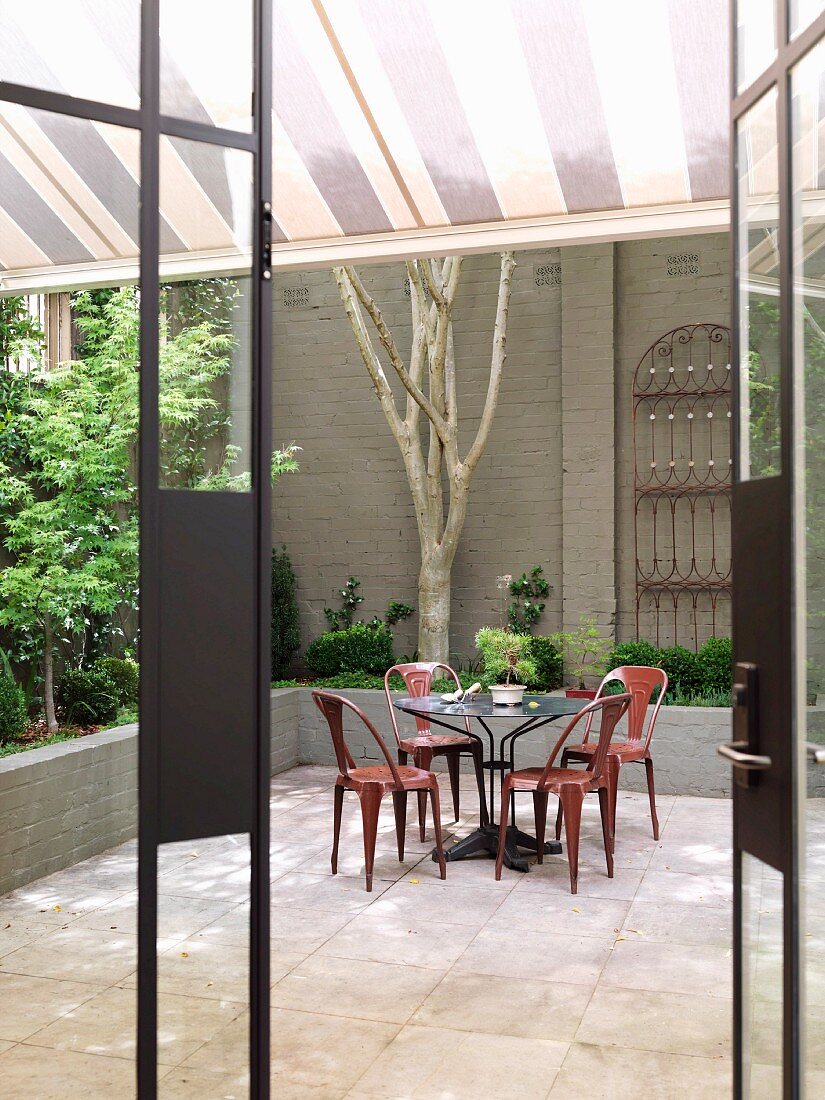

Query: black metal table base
[432,824,563,873]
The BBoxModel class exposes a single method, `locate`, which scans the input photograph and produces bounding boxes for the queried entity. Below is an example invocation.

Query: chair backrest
[312,690,403,787]
[541,694,632,789]
[582,665,668,750]
[384,662,468,744]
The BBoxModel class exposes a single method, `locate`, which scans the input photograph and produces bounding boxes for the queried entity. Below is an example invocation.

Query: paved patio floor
[0,765,745,1098]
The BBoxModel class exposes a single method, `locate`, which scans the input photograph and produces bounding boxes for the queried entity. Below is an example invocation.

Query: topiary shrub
[57,667,119,726]
[271,546,300,679]
[92,657,138,707]
[305,623,395,678]
[0,672,27,744]
[525,636,563,691]
[696,636,732,694]
[657,644,702,696]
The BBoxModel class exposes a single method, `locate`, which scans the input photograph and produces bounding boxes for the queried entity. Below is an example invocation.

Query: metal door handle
[807,742,825,765]
[717,740,772,770]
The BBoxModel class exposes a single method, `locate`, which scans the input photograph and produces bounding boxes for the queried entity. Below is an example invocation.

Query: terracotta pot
[565,688,597,700]
[490,684,526,706]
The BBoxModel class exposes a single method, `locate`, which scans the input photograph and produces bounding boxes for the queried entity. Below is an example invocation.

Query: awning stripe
[0,154,93,265]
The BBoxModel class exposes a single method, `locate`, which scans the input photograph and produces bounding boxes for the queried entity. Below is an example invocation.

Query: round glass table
[393,694,585,871]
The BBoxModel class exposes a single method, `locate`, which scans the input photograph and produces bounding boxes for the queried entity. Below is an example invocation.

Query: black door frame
[2,2,273,1095]
[729,3,825,1097]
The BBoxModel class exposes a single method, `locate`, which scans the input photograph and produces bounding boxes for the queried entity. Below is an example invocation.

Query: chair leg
[331,783,344,875]
[554,749,570,840]
[559,787,584,894]
[446,750,461,822]
[429,782,447,880]
[470,741,489,827]
[533,791,549,864]
[392,789,408,862]
[644,756,660,840]
[414,747,433,842]
[358,786,383,892]
[494,777,512,880]
[607,757,620,853]
[598,787,614,879]
[397,748,409,766]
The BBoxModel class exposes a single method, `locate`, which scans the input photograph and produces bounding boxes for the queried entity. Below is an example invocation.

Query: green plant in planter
[507,566,550,634]
[476,628,537,689]
[696,636,732,694]
[524,636,563,691]
[657,644,702,696]
[92,657,138,707]
[551,616,612,690]
[305,623,394,678]
[323,578,363,631]
[57,667,118,726]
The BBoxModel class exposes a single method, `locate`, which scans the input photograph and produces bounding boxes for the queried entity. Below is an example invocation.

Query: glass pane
[0,2,139,109]
[158,139,253,490]
[156,834,250,1097]
[791,39,825,1096]
[741,854,784,1098]
[737,88,781,481]
[790,0,825,37]
[160,1,253,131]
[736,0,777,92]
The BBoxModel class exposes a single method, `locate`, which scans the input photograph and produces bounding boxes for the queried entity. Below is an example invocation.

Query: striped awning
[0,0,730,291]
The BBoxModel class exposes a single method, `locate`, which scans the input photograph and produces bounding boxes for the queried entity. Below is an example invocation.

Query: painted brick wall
[273,234,732,670]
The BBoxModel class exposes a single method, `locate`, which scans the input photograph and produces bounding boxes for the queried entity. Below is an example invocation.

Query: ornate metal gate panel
[633,323,732,648]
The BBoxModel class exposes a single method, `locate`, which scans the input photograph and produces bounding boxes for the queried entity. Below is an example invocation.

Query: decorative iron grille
[633,323,732,649]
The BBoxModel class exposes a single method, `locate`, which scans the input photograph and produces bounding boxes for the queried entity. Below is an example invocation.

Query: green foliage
[551,616,612,689]
[386,601,415,627]
[507,566,550,634]
[324,577,363,631]
[0,671,27,743]
[665,687,732,708]
[476,628,537,688]
[305,623,395,678]
[657,645,702,696]
[524,636,563,692]
[92,657,138,707]
[605,639,661,671]
[696,636,733,694]
[0,731,77,759]
[0,296,43,367]
[57,667,118,726]
[271,546,300,679]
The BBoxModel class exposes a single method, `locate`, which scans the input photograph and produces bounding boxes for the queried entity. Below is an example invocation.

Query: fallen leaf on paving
[53,905,61,912]
[409,879,420,885]
[571,907,580,913]
[180,951,189,958]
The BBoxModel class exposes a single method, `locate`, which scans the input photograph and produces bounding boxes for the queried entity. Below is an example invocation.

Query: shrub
[57,667,119,726]
[605,639,660,671]
[305,623,394,678]
[696,636,733,694]
[92,657,138,707]
[657,644,702,696]
[524,636,563,691]
[0,672,27,743]
[271,547,300,679]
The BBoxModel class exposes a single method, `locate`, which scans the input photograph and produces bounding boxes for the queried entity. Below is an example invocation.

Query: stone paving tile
[0,765,752,1095]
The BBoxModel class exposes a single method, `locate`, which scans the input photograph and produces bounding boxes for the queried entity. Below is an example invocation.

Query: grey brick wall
[273,234,732,671]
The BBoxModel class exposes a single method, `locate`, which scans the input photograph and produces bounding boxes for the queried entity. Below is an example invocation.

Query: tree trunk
[418,558,451,665]
[43,616,57,733]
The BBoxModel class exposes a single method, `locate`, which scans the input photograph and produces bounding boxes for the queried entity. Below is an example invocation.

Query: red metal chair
[495,694,632,893]
[554,665,668,848]
[312,690,447,892]
[385,662,488,841]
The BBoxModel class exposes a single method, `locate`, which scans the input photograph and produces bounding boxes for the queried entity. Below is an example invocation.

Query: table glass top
[393,694,586,719]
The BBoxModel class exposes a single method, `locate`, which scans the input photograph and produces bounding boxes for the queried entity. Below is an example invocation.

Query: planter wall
[3,687,823,897]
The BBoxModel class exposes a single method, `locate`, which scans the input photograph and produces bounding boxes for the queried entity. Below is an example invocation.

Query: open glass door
[728,2,825,1096]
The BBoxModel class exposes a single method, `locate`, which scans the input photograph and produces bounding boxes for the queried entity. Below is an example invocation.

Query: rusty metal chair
[496,694,632,893]
[385,662,488,841]
[312,690,447,892]
[554,665,668,849]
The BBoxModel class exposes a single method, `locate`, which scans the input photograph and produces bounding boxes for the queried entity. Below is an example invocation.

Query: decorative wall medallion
[534,262,561,287]
[282,285,311,310]
[667,252,700,277]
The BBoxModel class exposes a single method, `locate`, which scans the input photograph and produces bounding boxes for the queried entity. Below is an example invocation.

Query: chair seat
[340,765,434,793]
[400,734,474,753]
[566,741,647,762]
[508,766,596,791]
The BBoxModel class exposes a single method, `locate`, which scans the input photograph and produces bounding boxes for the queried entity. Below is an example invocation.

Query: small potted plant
[552,616,611,699]
[476,628,537,706]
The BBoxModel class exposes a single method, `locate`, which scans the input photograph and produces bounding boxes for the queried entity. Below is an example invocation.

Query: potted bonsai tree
[476,627,537,706]
[552,616,611,699]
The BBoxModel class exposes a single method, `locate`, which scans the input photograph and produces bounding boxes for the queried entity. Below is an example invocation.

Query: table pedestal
[432,823,562,873]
